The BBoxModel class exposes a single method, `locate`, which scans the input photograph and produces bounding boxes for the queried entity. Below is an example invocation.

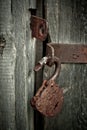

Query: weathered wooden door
[42,0,87,130]
[0,0,87,130]
[33,0,87,130]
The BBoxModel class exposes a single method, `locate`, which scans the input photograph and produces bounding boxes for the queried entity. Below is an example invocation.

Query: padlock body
[31,80,63,117]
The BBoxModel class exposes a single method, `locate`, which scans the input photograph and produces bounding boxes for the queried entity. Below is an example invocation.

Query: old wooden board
[0,0,35,130]
[0,0,16,129]
[43,0,87,130]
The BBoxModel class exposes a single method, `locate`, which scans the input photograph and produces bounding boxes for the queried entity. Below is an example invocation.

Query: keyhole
[39,24,45,36]
[54,102,59,109]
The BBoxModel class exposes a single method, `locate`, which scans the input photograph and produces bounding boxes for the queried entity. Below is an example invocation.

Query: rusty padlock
[30,56,64,117]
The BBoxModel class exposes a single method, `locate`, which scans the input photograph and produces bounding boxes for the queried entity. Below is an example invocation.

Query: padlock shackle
[34,56,61,81]
[48,57,61,81]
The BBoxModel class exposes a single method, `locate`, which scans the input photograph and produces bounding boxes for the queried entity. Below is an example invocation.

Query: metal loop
[34,56,61,81]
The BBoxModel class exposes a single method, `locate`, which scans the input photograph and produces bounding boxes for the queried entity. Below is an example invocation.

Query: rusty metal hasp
[30,15,48,41]
[46,43,87,63]
[30,15,87,64]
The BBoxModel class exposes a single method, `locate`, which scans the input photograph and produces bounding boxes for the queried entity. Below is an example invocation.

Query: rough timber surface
[0,0,16,129]
[0,0,35,130]
[43,0,87,130]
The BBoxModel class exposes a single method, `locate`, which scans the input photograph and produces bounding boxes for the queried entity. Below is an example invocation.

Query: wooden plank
[76,0,87,130]
[25,5,35,130]
[25,2,36,129]
[43,0,87,130]
[0,0,36,130]
[0,0,16,130]
[12,0,35,130]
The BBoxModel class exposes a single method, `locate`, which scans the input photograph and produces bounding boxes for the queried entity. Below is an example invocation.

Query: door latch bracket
[30,15,48,41]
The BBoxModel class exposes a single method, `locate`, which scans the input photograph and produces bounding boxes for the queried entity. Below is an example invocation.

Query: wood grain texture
[12,0,35,130]
[43,0,87,130]
[0,0,16,130]
[0,0,87,130]
[0,0,35,130]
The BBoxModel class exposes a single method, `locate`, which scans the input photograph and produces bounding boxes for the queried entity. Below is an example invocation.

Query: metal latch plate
[46,43,87,63]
